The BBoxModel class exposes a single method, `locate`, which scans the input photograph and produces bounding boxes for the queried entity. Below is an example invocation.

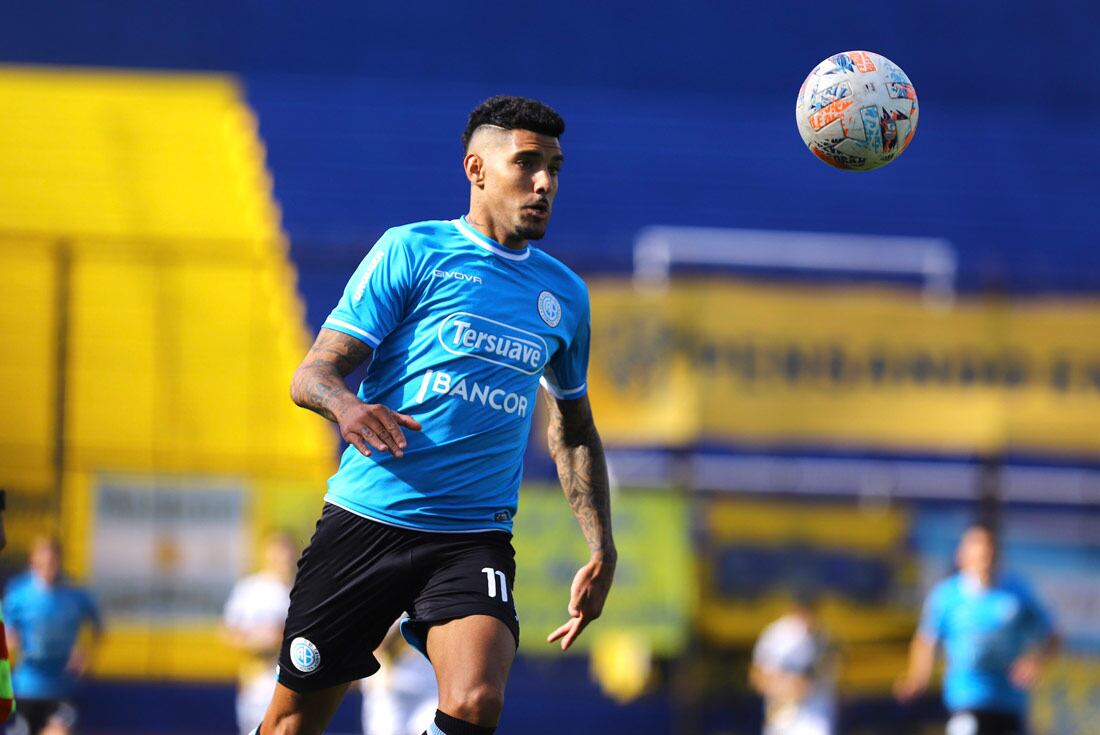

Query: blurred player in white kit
[223,533,298,735]
[359,621,436,735]
[750,591,838,735]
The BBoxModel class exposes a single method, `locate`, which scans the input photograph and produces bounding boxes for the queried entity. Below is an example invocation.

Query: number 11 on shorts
[482,567,509,602]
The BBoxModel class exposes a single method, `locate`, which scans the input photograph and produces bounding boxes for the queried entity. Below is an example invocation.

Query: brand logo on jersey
[494,510,511,522]
[290,637,320,673]
[537,291,561,328]
[432,269,483,285]
[415,369,530,417]
[438,312,549,375]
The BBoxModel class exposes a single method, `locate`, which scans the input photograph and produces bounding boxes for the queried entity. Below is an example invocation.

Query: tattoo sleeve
[290,328,374,423]
[543,390,616,559]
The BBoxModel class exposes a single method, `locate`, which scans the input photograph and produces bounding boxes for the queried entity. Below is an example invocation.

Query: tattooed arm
[291,328,421,458]
[543,390,616,650]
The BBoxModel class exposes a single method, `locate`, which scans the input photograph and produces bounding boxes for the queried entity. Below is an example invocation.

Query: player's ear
[464,152,485,188]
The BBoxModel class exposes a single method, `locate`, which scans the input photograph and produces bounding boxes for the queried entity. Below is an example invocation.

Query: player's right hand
[337,402,422,459]
[892,674,925,703]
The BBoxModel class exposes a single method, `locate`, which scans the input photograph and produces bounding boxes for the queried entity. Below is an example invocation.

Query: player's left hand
[547,553,616,651]
[1010,653,1044,689]
[66,648,89,677]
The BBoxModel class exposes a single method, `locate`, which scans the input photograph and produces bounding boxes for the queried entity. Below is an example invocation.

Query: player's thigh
[277,505,418,692]
[405,531,520,653]
[7,699,76,735]
[427,614,516,711]
[261,681,350,735]
[406,532,519,722]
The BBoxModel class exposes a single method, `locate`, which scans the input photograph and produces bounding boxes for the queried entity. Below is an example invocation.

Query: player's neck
[961,569,995,590]
[463,210,528,251]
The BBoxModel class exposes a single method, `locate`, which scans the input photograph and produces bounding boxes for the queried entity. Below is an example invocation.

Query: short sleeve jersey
[3,573,101,700]
[918,573,1054,714]
[322,217,591,532]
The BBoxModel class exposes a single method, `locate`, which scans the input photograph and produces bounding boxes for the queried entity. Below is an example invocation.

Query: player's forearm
[290,362,361,423]
[291,328,374,423]
[4,629,18,663]
[546,405,616,559]
[906,634,936,684]
[1031,633,1060,666]
[557,441,615,559]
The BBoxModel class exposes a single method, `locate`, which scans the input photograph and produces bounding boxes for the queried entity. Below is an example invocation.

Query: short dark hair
[462,95,565,151]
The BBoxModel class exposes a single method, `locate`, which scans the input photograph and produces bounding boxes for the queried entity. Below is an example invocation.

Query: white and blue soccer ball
[796,50,919,171]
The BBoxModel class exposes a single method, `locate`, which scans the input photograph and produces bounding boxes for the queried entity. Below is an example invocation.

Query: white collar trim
[453,218,530,261]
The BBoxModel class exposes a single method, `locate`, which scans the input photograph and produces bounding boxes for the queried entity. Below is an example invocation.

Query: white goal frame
[633,225,957,304]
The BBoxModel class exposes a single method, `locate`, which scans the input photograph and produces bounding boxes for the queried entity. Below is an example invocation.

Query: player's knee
[444,682,505,724]
[263,714,322,735]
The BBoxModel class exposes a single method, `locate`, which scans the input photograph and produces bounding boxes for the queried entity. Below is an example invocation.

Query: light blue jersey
[919,572,1053,714]
[3,573,101,700]
[322,217,590,533]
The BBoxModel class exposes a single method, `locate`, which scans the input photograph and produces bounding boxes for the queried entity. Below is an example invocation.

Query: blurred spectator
[222,532,297,735]
[360,621,436,735]
[896,523,1059,735]
[3,534,102,735]
[750,590,838,735]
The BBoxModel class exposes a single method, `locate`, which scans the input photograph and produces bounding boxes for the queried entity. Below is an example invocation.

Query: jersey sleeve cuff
[323,318,382,348]
[539,376,587,400]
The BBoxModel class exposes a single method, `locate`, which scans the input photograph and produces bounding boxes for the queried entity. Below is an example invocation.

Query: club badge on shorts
[538,291,561,327]
[290,636,321,673]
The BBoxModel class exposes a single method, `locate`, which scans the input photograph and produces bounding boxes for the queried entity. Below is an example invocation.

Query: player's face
[957,527,997,578]
[482,129,562,242]
[265,537,297,577]
[30,539,60,584]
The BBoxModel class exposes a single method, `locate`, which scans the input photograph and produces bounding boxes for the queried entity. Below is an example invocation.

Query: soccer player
[3,535,102,735]
[257,95,616,735]
[224,532,299,735]
[360,621,437,735]
[896,524,1059,735]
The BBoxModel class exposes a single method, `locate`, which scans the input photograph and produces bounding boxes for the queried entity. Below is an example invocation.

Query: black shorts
[947,710,1026,735]
[8,699,78,735]
[276,503,519,692]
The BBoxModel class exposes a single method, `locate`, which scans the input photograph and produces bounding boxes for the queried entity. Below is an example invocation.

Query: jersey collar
[453,217,530,262]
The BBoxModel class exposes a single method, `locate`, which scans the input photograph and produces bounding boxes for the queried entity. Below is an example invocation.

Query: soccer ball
[796,51,918,171]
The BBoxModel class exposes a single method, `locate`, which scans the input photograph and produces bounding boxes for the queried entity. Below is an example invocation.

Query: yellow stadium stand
[0,66,336,681]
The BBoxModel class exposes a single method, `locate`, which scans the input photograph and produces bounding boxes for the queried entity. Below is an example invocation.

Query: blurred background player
[223,532,298,735]
[896,523,1059,735]
[750,589,838,735]
[360,621,436,735]
[3,535,101,735]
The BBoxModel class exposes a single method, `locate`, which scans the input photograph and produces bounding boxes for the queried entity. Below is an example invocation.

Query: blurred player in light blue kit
[896,524,1059,735]
[4,535,102,735]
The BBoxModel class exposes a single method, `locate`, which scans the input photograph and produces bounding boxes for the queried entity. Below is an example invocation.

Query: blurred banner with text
[589,279,1100,456]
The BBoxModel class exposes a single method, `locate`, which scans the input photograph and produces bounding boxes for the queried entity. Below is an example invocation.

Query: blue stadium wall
[4,1,1100,317]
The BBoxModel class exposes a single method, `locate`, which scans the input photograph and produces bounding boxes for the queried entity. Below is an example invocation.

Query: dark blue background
[3,0,1099,313]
